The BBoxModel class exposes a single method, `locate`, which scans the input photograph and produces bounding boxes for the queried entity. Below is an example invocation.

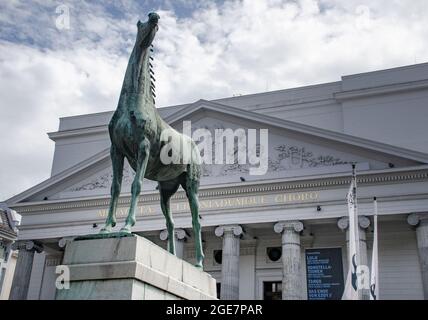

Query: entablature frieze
[9,168,428,215]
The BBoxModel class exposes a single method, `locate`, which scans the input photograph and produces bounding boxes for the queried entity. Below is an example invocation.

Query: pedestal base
[55,234,217,300]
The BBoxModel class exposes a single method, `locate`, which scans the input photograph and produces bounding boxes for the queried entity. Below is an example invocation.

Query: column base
[56,234,217,300]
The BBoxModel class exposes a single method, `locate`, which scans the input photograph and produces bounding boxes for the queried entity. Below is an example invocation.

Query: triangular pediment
[166,99,428,163]
[7,100,428,204]
[166,108,421,181]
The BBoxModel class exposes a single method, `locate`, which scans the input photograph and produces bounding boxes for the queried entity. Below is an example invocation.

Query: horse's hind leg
[121,139,150,233]
[182,175,204,268]
[101,145,124,234]
[158,180,180,255]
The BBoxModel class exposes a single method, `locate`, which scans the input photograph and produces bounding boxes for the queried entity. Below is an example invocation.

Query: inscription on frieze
[96,191,319,219]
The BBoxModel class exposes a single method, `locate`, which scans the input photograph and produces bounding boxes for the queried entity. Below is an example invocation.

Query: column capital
[337,216,371,231]
[160,228,188,241]
[215,225,243,238]
[11,240,43,253]
[160,229,168,241]
[274,220,304,234]
[58,237,76,249]
[407,213,428,227]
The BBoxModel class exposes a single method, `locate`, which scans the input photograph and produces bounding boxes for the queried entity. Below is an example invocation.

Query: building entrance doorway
[263,281,282,300]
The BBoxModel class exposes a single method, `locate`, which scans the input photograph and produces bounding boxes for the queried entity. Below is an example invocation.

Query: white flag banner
[370,198,379,300]
[342,165,361,300]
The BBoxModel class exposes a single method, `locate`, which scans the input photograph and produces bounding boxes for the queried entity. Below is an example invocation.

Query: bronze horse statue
[100,13,204,268]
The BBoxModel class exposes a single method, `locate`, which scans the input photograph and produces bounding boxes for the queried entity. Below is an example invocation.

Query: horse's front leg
[121,139,150,233]
[100,145,124,234]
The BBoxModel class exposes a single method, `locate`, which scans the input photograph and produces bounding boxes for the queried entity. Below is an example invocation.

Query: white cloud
[0,42,128,200]
[152,0,428,106]
[1,0,428,200]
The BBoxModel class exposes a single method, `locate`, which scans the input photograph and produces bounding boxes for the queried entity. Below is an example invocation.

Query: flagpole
[370,197,380,300]
[342,163,362,300]
[352,163,362,300]
[352,164,361,269]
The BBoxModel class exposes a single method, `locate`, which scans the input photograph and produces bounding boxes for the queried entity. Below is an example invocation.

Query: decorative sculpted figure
[100,13,204,268]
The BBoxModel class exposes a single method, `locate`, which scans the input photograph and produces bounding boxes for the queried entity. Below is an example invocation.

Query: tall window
[263,281,282,300]
[216,283,221,299]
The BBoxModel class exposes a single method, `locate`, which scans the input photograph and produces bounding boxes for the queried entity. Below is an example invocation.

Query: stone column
[274,220,304,300]
[408,213,428,299]
[160,229,187,259]
[215,225,243,300]
[337,216,371,300]
[9,240,43,300]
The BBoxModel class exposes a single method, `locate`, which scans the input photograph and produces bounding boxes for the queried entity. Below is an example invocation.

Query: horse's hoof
[99,226,112,234]
[194,262,203,269]
[120,226,132,234]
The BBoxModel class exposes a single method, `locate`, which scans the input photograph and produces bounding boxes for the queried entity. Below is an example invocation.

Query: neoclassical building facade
[5,63,428,300]
[0,204,20,300]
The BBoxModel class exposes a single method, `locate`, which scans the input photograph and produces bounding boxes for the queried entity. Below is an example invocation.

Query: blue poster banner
[306,248,345,300]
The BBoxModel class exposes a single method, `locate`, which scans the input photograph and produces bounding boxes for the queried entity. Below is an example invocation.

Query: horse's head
[136,12,159,50]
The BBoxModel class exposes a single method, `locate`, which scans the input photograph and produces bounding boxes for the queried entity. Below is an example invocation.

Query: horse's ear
[137,20,142,28]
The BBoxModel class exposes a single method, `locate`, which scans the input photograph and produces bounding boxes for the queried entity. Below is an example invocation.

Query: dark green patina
[100,13,204,268]
[76,232,135,241]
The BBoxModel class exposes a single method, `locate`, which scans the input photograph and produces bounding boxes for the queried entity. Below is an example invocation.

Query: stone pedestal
[55,234,217,300]
[274,221,303,300]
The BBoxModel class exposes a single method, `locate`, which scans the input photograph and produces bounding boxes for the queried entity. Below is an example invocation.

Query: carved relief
[201,143,349,177]
[67,124,350,191]
[68,163,135,191]
[269,145,349,171]
[193,122,349,177]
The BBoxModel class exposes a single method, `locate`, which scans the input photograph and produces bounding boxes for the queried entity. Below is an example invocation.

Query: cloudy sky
[1,0,428,201]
